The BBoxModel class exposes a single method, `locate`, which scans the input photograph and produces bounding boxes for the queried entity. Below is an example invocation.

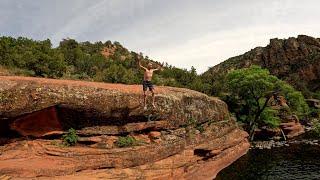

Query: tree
[226,66,309,140]
[0,36,212,94]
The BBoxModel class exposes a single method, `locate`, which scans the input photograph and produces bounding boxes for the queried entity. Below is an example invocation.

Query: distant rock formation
[0,76,249,179]
[101,45,116,58]
[204,35,320,96]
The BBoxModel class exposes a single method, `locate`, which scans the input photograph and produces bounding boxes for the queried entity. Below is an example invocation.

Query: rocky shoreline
[251,138,319,150]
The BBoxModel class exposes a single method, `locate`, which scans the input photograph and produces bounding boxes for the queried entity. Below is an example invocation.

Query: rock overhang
[0,76,249,179]
[0,76,229,137]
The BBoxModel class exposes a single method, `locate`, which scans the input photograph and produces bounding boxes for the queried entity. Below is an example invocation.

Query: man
[137,54,163,109]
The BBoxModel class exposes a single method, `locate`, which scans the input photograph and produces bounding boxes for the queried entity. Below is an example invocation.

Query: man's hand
[136,53,142,66]
[137,53,148,70]
[155,62,165,71]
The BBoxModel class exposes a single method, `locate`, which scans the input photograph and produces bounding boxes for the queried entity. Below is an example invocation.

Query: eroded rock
[0,76,229,136]
[0,76,249,179]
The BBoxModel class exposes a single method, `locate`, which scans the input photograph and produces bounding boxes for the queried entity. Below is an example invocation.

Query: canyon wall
[204,35,320,96]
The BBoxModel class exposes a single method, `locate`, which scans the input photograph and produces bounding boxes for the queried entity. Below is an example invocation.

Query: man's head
[147,62,153,69]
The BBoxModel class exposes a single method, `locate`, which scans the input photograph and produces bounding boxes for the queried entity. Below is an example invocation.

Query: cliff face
[203,35,320,96]
[0,76,249,179]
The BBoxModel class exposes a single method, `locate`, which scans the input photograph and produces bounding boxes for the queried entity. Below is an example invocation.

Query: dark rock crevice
[4,105,164,139]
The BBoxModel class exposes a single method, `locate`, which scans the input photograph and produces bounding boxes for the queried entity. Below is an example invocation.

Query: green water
[216,144,320,180]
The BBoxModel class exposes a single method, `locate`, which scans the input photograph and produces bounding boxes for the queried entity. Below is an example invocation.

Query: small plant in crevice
[183,117,207,136]
[115,136,138,148]
[196,124,205,133]
[62,128,78,146]
[187,118,197,126]
[181,117,196,128]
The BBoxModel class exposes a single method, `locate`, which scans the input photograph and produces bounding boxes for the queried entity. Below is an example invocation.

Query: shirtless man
[137,54,163,109]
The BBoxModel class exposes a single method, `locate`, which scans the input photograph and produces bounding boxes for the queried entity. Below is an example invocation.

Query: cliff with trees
[202,35,320,99]
[0,36,208,92]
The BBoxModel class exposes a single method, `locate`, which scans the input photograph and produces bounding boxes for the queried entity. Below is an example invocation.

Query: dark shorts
[143,80,154,91]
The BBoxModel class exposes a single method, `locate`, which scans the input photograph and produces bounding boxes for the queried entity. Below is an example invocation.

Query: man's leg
[143,81,148,109]
[143,90,147,109]
[148,82,156,108]
[151,88,155,108]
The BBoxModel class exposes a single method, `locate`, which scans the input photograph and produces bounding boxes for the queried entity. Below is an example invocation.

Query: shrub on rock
[62,128,78,146]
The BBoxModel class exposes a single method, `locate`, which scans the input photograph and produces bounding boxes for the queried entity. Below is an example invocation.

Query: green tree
[226,66,309,140]
[276,83,309,117]
[0,36,212,94]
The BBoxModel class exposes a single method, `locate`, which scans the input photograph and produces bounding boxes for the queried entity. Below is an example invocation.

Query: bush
[311,119,320,138]
[277,82,310,117]
[62,128,78,146]
[309,108,320,118]
[115,136,138,148]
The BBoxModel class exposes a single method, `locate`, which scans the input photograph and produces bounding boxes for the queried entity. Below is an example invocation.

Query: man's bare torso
[144,69,154,81]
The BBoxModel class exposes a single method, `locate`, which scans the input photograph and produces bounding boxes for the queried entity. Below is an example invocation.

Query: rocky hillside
[203,35,320,97]
[0,36,205,92]
[0,76,249,179]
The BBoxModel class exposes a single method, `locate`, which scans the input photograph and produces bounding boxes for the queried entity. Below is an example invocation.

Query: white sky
[1,0,320,73]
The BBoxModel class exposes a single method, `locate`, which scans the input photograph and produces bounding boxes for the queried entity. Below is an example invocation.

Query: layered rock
[203,35,320,95]
[0,76,249,179]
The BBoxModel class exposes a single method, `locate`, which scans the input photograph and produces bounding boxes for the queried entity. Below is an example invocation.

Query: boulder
[280,121,305,139]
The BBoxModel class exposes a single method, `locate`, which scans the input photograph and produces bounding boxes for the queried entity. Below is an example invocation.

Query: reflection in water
[216,144,320,180]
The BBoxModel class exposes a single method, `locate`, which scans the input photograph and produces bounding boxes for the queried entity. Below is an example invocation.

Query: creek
[216,140,320,180]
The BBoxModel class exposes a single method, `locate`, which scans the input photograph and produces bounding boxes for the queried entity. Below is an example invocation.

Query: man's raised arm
[137,54,147,70]
[153,62,164,71]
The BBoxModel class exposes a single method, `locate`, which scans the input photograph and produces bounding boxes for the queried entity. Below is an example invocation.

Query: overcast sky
[1,0,320,73]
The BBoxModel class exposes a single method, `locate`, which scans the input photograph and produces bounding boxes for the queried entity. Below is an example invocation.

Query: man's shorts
[143,80,154,91]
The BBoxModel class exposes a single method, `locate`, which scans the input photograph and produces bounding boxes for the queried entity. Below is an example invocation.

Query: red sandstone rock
[10,106,62,137]
[149,131,161,139]
[78,136,103,143]
[77,121,171,136]
[0,76,230,136]
[44,129,250,180]
[0,76,249,179]
[132,134,151,144]
[100,46,116,58]
[0,128,249,179]
[280,121,305,138]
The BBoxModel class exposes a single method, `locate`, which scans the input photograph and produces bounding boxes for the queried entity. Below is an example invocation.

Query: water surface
[216,144,320,180]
